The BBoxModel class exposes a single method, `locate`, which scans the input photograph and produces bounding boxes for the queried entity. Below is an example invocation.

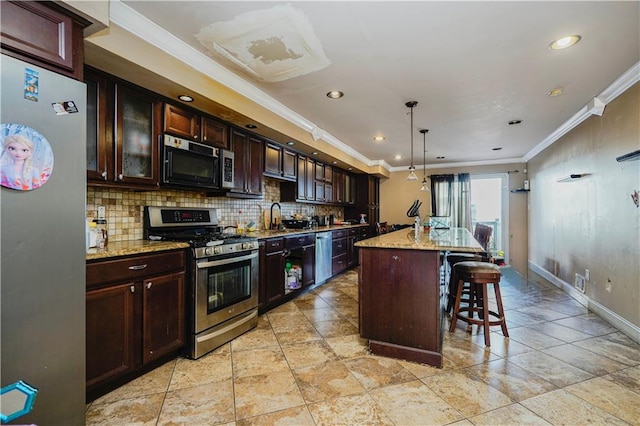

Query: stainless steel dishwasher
[315,231,332,284]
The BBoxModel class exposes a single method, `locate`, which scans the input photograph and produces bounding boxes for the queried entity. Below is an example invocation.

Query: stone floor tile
[520,389,629,425]
[157,379,235,425]
[369,379,464,425]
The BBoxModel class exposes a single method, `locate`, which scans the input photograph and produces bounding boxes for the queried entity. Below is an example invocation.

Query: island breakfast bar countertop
[354,227,483,252]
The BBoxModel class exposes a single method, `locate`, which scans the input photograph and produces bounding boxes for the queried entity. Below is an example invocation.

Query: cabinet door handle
[130,285,135,293]
[128,264,148,271]
[101,171,108,180]
[146,282,153,289]
[118,173,124,181]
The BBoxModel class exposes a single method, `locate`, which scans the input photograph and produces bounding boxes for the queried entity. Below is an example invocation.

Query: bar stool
[445,253,482,314]
[448,261,508,346]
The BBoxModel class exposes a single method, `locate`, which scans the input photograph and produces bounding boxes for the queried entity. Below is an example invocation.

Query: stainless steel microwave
[162,134,229,190]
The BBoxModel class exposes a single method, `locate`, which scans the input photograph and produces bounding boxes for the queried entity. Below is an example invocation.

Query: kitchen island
[355,227,483,367]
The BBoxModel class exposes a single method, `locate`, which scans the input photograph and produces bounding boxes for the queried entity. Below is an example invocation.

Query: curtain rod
[427,169,519,178]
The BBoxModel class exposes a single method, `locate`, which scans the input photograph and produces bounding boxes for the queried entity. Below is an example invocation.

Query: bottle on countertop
[92,205,108,247]
[237,210,245,235]
[88,221,98,249]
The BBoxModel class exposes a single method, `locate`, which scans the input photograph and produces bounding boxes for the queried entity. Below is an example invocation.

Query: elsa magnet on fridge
[1,123,54,191]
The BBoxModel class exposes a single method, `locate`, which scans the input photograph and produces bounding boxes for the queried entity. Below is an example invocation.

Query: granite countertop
[251,223,369,239]
[354,227,483,252]
[86,240,190,261]
[86,224,370,260]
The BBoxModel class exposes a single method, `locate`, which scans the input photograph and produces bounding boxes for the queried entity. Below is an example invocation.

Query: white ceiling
[119,1,639,171]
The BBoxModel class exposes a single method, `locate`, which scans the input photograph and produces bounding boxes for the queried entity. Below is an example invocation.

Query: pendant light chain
[406,101,418,180]
[420,129,430,191]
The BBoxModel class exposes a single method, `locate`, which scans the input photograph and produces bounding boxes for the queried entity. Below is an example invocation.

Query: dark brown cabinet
[331,229,348,275]
[259,238,285,308]
[163,103,200,141]
[228,129,263,197]
[327,168,356,206]
[347,228,358,268]
[284,233,315,290]
[359,247,442,366]
[163,103,229,149]
[86,250,186,400]
[86,282,136,391]
[314,163,333,202]
[85,68,162,189]
[0,1,88,80]
[281,154,314,202]
[264,142,296,181]
[346,175,380,224]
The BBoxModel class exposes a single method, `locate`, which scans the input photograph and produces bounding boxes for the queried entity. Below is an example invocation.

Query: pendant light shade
[406,101,418,180]
[420,129,430,192]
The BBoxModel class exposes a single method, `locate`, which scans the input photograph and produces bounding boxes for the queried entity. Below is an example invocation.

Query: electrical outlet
[574,273,586,293]
[585,269,590,281]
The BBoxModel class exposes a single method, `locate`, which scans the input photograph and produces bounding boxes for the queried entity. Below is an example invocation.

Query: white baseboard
[528,261,640,344]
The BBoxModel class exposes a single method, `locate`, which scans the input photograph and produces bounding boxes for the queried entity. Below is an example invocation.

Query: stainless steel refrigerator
[1,54,86,424]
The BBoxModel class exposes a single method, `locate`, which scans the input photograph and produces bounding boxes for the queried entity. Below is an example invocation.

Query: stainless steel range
[144,206,258,359]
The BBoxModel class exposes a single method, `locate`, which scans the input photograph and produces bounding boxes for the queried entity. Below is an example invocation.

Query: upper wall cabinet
[0,1,89,80]
[264,142,297,182]
[163,103,229,149]
[86,68,162,189]
[228,128,264,197]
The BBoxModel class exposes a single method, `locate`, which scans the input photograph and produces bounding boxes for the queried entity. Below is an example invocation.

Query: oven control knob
[205,247,214,256]
[214,246,223,254]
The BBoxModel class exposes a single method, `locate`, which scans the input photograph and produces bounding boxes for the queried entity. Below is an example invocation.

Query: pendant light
[420,129,430,192]
[406,101,418,180]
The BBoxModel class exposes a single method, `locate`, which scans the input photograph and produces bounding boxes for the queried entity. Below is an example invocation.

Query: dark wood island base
[356,228,482,368]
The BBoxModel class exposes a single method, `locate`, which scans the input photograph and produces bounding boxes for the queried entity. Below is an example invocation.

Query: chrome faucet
[270,202,281,230]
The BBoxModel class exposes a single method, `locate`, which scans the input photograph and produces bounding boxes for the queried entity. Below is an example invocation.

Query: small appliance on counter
[282,219,311,229]
[312,215,329,226]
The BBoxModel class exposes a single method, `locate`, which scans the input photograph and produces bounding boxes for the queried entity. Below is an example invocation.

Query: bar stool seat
[448,261,508,346]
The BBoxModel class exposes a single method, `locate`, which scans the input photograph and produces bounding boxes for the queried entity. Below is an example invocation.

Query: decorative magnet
[1,123,54,191]
[23,68,39,102]
[0,380,38,422]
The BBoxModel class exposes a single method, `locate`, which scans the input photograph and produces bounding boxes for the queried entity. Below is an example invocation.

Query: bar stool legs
[448,261,508,346]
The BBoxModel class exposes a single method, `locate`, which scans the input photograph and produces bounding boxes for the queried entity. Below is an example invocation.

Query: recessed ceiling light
[348,167,353,171]
[436,156,445,160]
[326,91,344,99]
[312,151,319,155]
[549,35,581,50]
[245,124,257,129]
[394,155,402,160]
[286,141,295,146]
[548,88,564,97]
[508,119,522,125]
[178,95,193,102]
[373,136,385,142]
[332,161,338,164]
[492,147,503,151]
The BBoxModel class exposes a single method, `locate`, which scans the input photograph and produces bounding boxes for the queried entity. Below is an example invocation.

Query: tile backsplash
[86,178,344,242]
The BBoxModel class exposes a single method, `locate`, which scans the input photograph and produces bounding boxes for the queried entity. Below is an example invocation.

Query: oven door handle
[196,251,258,269]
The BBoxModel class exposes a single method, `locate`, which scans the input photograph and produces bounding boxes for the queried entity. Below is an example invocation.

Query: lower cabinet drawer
[332,253,347,275]
[87,250,186,288]
[332,237,347,256]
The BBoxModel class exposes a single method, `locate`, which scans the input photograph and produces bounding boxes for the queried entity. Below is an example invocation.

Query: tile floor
[86,267,640,425]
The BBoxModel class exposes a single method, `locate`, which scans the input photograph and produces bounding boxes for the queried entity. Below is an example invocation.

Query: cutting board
[263,209,281,230]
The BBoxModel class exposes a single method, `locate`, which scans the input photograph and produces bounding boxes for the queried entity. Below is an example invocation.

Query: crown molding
[109,1,372,166]
[524,60,640,162]
[388,157,525,173]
